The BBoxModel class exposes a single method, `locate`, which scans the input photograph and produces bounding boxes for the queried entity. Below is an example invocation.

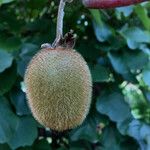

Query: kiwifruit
[24,46,92,132]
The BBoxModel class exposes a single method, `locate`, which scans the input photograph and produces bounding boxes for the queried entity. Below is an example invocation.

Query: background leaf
[90,64,112,82]
[96,91,132,123]
[0,64,17,95]
[0,96,18,143]
[0,0,14,5]
[0,50,13,73]
[0,0,149,149]
[8,116,38,149]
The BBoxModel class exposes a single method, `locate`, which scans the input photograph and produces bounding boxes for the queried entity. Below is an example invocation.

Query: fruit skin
[24,47,92,132]
[82,0,147,9]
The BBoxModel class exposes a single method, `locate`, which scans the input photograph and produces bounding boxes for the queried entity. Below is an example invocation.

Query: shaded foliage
[0,0,150,149]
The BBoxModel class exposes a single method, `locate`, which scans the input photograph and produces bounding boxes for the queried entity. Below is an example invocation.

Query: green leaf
[90,10,103,26]
[140,124,150,140]
[101,127,123,150]
[116,6,133,17]
[108,51,148,77]
[17,58,31,77]
[70,123,98,143]
[69,140,92,150]
[70,148,85,150]
[27,0,48,9]
[96,92,131,122]
[142,70,150,87]
[108,52,128,74]
[0,96,19,143]
[121,119,150,150]
[127,120,144,141]
[17,43,38,77]
[123,51,149,70]
[0,50,13,73]
[120,27,150,49]
[33,139,51,150]
[121,73,138,83]
[0,143,11,150]
[16,145,34,150]
[10,88,31,116]
[8,116,38,149]
[0,64,17,95]
[117,117,133,135]
[77,41,100,60]
[70,112,102,143]
[135,5,150,31]
[90,10,112,42]
[90,64,112,82]
[0,10,23,33]
[0,36,21,52]
[93,22,112,42]
[0,0,14,4]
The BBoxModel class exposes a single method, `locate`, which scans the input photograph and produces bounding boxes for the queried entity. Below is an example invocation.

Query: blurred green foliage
[0,0,150,149]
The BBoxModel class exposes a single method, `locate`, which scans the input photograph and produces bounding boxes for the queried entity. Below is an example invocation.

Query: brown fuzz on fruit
[24,46,92,131]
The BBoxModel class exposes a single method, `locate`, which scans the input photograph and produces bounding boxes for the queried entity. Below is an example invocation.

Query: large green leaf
[96,91,132,123]
[77,40,100,61]
[69,141,92,150]
[90,10,103,26]
[0,143,11,150]
[10,87,31,116]
[90,64,112,82]
[70,112,102,143]
[108,50,149,75]
[17,43,38,77]
[108,52,129,74]
[115,6,133,17]
[142,70,150,87]
[135,5,150,31]
[90,10,113,42]
[27,0,48,9]
[93,22,112,42]
[70,124,98,143]
[8,116,38,149]
[120,27,150,49]
[123,51,149,70]
[0,36,21,52]
[0,64,17,95]
[0,50,13,73]
[33,139,51,150]
[0,96,19,143]
[0,0,14,4]
[127,120,149,150]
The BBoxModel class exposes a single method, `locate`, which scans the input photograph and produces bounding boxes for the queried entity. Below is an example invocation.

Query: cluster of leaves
[0,0,150,149]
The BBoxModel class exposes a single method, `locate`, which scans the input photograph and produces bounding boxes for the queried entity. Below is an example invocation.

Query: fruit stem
[51,130,70,148]
[52,0,73,48]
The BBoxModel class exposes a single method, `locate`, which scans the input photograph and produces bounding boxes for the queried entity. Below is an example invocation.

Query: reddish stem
[82,0,148,9]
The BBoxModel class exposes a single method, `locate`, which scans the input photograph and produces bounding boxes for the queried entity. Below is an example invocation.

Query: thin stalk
[52,0,69,47]
[41,0,73,49]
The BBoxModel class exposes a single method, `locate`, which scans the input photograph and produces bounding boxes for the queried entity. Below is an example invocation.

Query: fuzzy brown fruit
[24,47,92,132]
